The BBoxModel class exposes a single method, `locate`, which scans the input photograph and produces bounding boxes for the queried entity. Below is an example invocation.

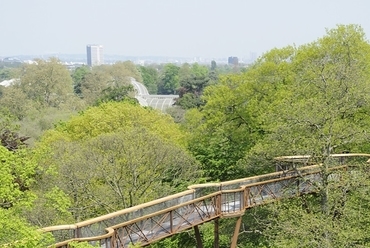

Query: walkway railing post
[170,211,173,233]
[230,216,242,248]
[194,225,204,248]
[214,218,219,248]
[244,187,250,209]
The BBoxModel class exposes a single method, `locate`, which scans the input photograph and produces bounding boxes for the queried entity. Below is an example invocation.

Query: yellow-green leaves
[0,208,54,247]
[41,102,186,146]
[34,101,199,220]
[0,147,37,209]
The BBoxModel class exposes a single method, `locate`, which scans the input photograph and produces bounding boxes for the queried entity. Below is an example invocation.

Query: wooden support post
[214,218,219,248]
[230,216,242,248]
[194,225,203,248]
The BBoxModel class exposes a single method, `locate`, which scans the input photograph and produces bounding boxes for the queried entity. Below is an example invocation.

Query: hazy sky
[1,0,370,59]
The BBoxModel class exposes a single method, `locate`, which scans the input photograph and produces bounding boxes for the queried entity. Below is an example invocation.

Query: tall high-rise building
[86,44,103,66]
[228,56,239,66]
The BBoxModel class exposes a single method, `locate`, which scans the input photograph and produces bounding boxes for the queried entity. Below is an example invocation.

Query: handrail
[274,153,370,162]
[41,153,370,247]
[52,227,115,247]
[77,189,195,228]
[111,192,221,230]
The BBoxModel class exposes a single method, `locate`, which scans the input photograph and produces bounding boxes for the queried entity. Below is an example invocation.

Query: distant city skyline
[1,0,370,59]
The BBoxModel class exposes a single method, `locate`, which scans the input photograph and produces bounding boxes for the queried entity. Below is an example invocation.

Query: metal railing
[41,153,370,247]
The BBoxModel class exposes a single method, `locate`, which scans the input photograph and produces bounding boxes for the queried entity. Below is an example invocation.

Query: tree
[139,65,158,94]
[158,64,180,94]
[18,57,74,108]
[104,61,142,87]
[77,62,139,105]
[261,162,370,247]
[0,86,32,120]
[50,129,199,219]
[0,67,19,81]
[77,69,111,105]
[238,24,370,247]
[72,65,91,96]
[182,70,277,181]
[261,24,370,206]
[180,25,370,246]
[95,85,138,105]
[183,66,209,94]
[0,145,56,246]
[0,208,54,247]
[34,102,200,220]
[0,146,37,209]
[176,63,211,109]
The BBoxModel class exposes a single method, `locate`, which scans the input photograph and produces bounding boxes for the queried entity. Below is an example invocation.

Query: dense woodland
[2,24,370,247]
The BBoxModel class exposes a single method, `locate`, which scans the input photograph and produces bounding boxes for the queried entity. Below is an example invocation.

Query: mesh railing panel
[113,195,218,246]
[77,192,195,237]
[44,154,370,247]
[221,191,243,214]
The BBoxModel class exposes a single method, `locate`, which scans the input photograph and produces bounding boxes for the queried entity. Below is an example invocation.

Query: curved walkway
[41,153,370,248]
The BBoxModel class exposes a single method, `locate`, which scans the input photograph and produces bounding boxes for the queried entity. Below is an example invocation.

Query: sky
[1,0,370,59]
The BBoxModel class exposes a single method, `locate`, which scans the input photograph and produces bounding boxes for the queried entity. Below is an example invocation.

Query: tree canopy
[4,24,370,247]
[18,57,74,108]
[181,24,370,247]
[34,102,200,220]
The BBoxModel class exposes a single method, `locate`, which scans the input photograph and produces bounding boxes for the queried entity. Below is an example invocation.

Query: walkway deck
[41,153,370,248]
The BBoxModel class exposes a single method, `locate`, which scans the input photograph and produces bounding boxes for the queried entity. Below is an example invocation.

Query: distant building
[0,78,16,87]
[86,44,103,66]
[228,56,239,66]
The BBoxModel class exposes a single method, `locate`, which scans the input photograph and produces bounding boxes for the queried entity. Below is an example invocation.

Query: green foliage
[0,67,19,81]
[199,221,230,248]
[138,65,158,94]
[176,63,211,109]
[0,146,37,209]
[158,64,180,94]
[0,85,33,120]
[0,146,54,247]
[262,164,370,247]
[18,57,74,108]
[0,109,19,133]
[0,208,54,247]
[68,241,99,248]
[149,222,230,248]
[4,24,370,248]
[165,106,186,123]
[34,102,200,220]
[17,106,82,146]
[72,65,91,96]
[182,73,264,181]
[176,92,203,109]
[109,61,142,83]
[47,129,199,219]
[178,25,370,246]
[265,24,370,157]
[75,61,139,105]
[94,85,138,105]
[23,186,74,227]
[45,102,187,145]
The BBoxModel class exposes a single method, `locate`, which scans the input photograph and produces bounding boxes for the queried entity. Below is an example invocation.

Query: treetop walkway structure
[41,153,370,248]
